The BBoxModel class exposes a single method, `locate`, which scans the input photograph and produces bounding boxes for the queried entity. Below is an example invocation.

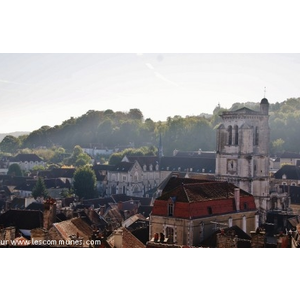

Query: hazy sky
[1,53,300,133]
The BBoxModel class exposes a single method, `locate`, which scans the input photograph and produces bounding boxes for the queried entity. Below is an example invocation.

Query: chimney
[43,198,56,230]
[234,188,240,212]
[159,232,165,243]
[113,229,123,248]
[5,226,16,244]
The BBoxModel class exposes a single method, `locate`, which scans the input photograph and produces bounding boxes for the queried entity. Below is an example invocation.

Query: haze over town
[1,53,300,133]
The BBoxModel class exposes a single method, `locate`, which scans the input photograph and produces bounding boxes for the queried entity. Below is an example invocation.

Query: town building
[9,153,46,172]
[149,176,258,247]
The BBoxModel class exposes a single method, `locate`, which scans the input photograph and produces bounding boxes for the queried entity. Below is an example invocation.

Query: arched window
[134,172,138,182]
[234,125,239,145]
[228,126,233,145]
[207,206,213,215]
[254,126,259,146]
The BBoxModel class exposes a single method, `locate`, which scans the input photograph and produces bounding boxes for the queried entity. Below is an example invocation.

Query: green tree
[32,165,46,172]
[7,163,23,177]
[73,165,97,200]
[271,138,285,154]
[0,135,20,153]
[50,147,66,164]
[32,177,48,199]
[64,145,91,166]
[128,108,143,120]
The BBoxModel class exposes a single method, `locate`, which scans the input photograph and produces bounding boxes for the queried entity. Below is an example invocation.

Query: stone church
[215,98,270,222]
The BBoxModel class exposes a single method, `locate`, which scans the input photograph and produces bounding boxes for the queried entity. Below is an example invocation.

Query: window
[243,202,248,210]
[228,126,232,145]
[207,206,212,215]
[254,127,259,146]
[165,227,174,242]
[168,203,174,216]
[234,125,239,145]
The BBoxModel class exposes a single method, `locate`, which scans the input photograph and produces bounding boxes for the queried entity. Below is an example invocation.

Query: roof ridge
[181,185,191,203]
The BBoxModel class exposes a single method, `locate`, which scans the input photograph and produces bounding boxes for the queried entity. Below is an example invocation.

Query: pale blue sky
[1,53,300,133]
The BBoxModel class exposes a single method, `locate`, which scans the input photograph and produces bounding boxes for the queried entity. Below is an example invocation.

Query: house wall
[150,211,257,246]
[9,161,46,172]
[280,158,300,166]
[106,161,161,197]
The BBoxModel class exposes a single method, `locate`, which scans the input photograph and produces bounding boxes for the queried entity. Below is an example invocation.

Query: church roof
[240,122,253,129]
[222,107,260,116]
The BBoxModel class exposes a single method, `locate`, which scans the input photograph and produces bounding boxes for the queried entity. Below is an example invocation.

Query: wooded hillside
[1,97,300,156]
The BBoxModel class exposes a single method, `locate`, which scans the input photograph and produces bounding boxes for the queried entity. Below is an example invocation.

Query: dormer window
[168,203,174,216]
[207,206,213,215]
[282,174,287,180]
[167,197,175,217]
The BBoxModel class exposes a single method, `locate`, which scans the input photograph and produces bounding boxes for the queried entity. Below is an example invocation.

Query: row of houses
[1,172,299,248]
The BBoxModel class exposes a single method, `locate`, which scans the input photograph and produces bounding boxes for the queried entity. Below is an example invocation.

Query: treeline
[1,98,300,156]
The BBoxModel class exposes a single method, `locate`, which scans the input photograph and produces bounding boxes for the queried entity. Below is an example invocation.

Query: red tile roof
[152,180,256,218]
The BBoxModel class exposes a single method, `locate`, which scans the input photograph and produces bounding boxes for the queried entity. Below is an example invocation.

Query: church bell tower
[215,98,270,222]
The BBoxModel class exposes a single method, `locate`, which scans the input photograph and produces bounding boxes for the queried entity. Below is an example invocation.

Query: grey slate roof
[159,156,215,173]
[278,151,300,159]
[274,165,300,180]
[173,151,216,159]
[110,162,135,172]
[0,209,43,229]
[9,153,44,162]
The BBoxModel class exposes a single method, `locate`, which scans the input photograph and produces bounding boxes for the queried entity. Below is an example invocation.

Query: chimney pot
[234,188,240,212]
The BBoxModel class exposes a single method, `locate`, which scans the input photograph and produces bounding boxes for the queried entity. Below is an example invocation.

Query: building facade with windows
[149,176,258,247]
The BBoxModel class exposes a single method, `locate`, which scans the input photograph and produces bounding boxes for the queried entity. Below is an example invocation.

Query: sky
[1,53,300,133]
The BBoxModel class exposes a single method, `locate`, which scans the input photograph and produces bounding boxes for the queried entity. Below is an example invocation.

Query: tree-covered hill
[2,97,300,156]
